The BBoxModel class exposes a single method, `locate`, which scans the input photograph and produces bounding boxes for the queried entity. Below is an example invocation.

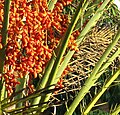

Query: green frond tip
[48,0,58,11]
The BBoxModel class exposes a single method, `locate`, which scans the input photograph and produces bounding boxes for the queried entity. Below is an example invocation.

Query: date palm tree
[0,0,120,115]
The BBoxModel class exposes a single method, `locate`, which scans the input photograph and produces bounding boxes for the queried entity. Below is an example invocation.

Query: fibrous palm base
[70,25,119,77]
[50,25,120,108]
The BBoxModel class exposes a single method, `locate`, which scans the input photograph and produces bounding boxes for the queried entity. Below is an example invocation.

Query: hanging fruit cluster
[0,0,79,96]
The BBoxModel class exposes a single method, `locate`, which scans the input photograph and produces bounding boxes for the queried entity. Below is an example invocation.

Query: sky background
[114,0,120,9]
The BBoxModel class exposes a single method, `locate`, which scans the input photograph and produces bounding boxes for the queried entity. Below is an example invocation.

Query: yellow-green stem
[0,1,11,114]
[83,68,120,115]
[39,0,87,112]
[15,75,29,108]
[31,55,56,105]
[111,104,120,115]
